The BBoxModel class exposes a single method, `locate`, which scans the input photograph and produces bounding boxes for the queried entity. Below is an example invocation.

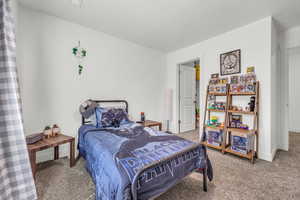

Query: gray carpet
[35,132,300,200]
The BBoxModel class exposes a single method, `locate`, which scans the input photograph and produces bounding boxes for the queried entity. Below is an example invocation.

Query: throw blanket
[78,123,212,200]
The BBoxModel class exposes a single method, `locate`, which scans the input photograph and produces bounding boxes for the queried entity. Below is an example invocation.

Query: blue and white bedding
[78,122,210,200]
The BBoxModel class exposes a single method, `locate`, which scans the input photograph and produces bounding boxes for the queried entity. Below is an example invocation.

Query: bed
[77,100,213,200]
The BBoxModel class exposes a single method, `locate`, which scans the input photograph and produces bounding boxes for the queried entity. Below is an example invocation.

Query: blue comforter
[78,123,208,200]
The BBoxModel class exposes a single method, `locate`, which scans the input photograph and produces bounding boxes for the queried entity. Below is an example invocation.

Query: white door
[179,65,196,132]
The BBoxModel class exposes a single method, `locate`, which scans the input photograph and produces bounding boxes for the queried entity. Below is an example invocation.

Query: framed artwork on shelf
[211,73,219,79]
[247,66,255,73]
[220,49,241,76]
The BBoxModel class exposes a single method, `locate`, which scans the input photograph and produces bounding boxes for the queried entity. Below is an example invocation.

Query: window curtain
[0,0,37,199]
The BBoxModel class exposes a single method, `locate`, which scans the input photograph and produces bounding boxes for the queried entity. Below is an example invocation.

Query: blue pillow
[95,107,129,128]
[95,107,106,128]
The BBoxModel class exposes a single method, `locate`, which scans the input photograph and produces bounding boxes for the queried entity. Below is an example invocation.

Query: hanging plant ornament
[78,64,83,75]
[72,41,87,75]
[72,47,78,56]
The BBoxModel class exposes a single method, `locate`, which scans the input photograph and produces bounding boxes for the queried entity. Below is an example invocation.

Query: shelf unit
[202,84,229,152]
[226,128,255,134]
[202,141,223,150]
[202,81,259,163]
[227,110,255,115]
[224,146,253,160]
[208,92,227,96]
[207,109,226,113]
[229,92,256,96]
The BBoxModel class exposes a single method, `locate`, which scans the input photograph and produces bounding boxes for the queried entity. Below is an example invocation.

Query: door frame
[177,57,200,133]
[284,46,300,151]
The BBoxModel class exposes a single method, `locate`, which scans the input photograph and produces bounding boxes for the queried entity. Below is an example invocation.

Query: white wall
[288,47,300,132]
[284,26,300,49]
[165,17,274,161]
[10,0,18,24]
[270,20,281,158]
[17,6,166,162]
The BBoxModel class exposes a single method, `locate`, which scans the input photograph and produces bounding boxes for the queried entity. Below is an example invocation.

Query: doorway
[178,59,200,133]
[288,47,300,133]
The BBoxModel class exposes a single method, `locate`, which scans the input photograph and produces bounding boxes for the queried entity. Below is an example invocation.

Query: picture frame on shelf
[211,73,219,79]
[247,66,255,73]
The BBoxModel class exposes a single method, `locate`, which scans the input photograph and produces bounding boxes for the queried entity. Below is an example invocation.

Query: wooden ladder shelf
[202,82,259,163]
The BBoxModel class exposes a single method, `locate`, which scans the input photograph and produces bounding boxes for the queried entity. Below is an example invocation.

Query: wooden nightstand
[27,134,75,178]
[137,120,162,131]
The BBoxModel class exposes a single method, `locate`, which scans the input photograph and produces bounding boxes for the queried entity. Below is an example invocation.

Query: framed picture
[220,49,241,76]
[247,66,255,73]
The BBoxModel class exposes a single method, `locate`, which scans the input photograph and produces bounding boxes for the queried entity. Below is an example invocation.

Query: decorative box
[26,133,44,145]
[231,132,254,154]
[207,130,223,146]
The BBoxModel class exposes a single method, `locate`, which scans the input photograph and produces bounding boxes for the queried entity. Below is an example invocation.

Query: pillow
[79,99,98,118]
[95,107,106,127]
[88,112,97,126]
[96,107,129,128]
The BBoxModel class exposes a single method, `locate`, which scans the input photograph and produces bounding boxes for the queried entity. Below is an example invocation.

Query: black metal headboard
[81,100,129,125]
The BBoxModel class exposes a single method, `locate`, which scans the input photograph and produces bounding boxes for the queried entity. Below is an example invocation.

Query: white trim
[278,142,289,151]
[289,129,300,133]
[258,151,273,162]
[271,148,278,161]
[176,57,201,134]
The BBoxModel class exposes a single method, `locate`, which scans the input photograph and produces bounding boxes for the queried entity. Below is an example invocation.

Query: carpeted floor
[35,132,300,200]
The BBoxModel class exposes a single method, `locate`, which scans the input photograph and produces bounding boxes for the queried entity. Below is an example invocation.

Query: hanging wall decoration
[220,49,241,76]
[72,41,87,75]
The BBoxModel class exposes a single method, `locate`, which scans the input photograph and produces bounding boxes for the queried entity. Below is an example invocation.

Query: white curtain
[0,0,37,199]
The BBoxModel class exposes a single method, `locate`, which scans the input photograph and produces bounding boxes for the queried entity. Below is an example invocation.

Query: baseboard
[271,148,278,161]
[258,151,273,162]
[289,129,300,133]
[277,143,288,151]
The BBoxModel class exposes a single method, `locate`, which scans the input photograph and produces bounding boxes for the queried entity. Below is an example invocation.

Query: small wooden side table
[27,134,75,178]
[137,120,162,131]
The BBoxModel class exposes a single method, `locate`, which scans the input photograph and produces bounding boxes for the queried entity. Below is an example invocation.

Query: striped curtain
[0,0,37,199]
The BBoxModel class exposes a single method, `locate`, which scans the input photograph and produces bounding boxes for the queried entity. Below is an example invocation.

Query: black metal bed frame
[79,99,208,200]
[81,100,129,125]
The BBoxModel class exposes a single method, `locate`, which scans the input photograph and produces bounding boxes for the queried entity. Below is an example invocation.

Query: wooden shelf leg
[221,142,225,154]
[70,139,75,167]
[29,150,36,179]
[54,146,59,160]
[251,151,255,164]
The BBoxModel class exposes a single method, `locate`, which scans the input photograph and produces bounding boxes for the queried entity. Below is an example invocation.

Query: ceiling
[19,0,300,52]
